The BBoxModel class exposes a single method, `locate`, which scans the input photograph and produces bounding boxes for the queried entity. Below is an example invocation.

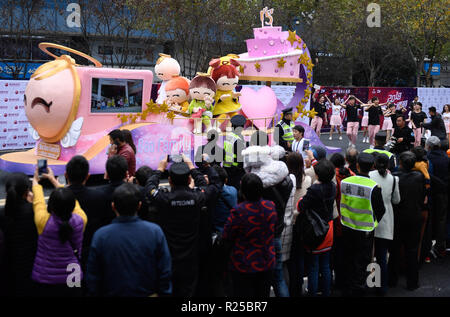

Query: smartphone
[170,154,183,163]
[302,139,310,151]
[37,159,48,176]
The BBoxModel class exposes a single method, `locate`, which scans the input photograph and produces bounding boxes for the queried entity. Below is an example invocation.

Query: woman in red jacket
[222,173,277,297]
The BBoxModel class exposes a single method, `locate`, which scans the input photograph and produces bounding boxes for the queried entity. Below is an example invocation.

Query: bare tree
[388,0,449,86]
[130,0,259,78]
[0,0,48,79]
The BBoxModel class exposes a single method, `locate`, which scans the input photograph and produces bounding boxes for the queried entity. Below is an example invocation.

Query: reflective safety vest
[340,176,378,232]
[278,120,295,142]
[363,148,393,159]
[223,132,242,167]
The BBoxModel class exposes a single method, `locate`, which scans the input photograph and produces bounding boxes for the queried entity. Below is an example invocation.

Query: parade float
[0,7,337,174]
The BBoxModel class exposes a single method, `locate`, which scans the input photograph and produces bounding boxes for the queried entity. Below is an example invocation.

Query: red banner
[315,86,417,130]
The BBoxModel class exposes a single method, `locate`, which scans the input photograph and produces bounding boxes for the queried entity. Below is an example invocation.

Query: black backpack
[293,188,330,250]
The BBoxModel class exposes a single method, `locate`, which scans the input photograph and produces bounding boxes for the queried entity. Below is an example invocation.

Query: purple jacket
[31,185,87,285]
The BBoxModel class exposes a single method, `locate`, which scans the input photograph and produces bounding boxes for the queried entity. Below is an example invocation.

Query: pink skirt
[382,118,392,130]
[361,116,369,127]
[330,114,342,126]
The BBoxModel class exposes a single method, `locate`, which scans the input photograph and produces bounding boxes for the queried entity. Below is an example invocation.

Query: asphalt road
[1,132,449,297]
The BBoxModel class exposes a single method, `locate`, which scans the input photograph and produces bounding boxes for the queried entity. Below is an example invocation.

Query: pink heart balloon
[239,86,277,130]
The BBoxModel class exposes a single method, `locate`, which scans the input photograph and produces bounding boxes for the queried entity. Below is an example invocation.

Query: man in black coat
[65,156,110,270]
[426,136,450,257]
[422,107,447,141]
[132,165,154,221]
[145,155,221,297]
[194,129,224,169]
[98,155,129,225]
[389,151,426,290]
[392,115,415,154]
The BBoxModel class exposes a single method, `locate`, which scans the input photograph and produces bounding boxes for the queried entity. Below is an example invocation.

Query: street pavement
[1,131,449,297]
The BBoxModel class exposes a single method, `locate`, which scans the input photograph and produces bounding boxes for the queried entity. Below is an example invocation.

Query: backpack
[294,188,330,250]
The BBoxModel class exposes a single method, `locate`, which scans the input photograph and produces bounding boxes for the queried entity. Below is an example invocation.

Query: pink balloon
[239,86,277,130]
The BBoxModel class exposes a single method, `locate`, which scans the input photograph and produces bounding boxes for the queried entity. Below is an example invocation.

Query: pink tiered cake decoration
[238,8,303,82]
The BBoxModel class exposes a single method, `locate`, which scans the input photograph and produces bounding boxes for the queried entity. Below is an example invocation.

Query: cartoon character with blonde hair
[155,53,181,104]
[165,76,190,113]
[25,54,84,147]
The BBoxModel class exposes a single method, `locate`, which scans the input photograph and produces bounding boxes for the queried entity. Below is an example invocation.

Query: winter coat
[31,185,87,285]
[280,175,297,262]
[243,145,293,237]
[0,202,37,296]
[369,171,401,240]
[392,170,426,224]
[222,199,277,273]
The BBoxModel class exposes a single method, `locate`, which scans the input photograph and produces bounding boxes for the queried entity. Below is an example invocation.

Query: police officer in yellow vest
[276,107,295,152]
[223,115,247,190]
[363,131,396,170]
[340,153,385,296]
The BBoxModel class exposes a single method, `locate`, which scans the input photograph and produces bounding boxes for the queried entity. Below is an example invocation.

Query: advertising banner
[417,87,450,114]
[314,87,418,131]
[0,80,36,151]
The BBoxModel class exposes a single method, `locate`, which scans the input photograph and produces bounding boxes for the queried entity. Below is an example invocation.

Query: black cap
[375,131,387,141]
[230,115,246,127]
[358,152,375,165]
[169,162,190,176]
[282,107,293,114]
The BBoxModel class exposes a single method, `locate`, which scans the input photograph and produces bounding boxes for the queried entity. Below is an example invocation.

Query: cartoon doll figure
[165,76,190,113]
[209,58,242,132]
[155,53,181,104]
[188,76,216,134]
[24,54,83,148]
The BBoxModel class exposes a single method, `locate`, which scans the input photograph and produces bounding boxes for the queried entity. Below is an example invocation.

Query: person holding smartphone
[144,154,220,297]
[107,129,136,177]
[291,125,305,153]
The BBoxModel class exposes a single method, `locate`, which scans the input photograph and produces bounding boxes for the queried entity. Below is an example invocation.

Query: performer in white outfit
[361,107,369,143]
[325,95,343,140]
[442,104,450,137]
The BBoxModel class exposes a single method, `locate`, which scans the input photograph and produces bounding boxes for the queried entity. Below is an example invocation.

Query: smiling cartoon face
[216,76,239,91]
[154,57,180,81]
[189,87,215,101]
[24,58,80,143]
[166,88,188,104]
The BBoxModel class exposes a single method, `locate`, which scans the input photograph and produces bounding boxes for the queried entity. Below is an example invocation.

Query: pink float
[0,8,322,175]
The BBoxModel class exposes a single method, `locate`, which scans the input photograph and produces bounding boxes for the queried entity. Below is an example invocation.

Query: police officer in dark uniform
[145,154,220,297]
[223,115,247,190]
[275,107,295,152]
